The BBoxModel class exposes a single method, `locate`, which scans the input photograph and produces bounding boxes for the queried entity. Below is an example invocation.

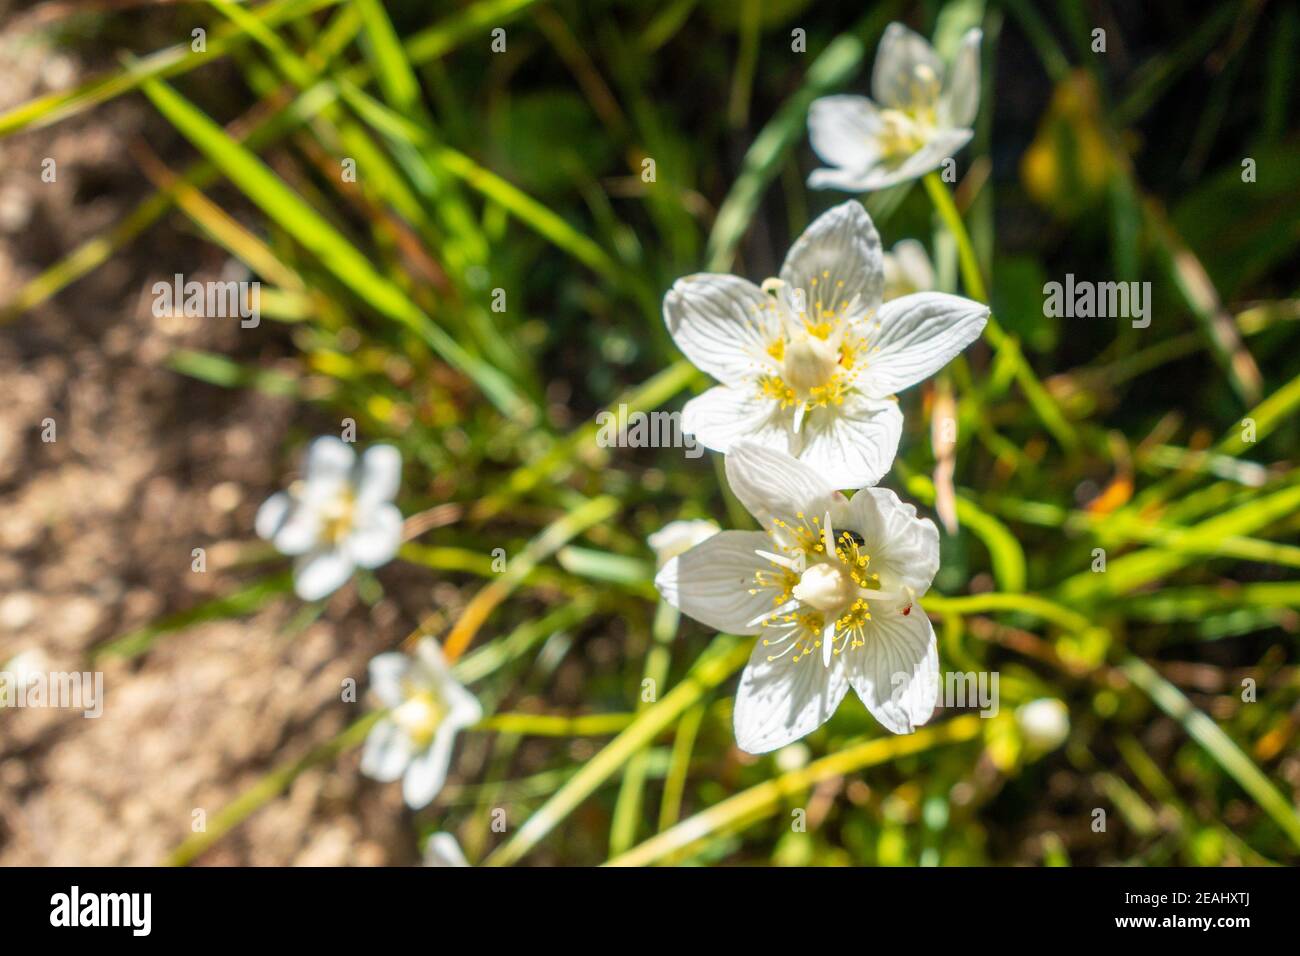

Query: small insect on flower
[361,638,482,810]
[807,22,982,194]
[255,436,403,601]
[655,442,943,752]
[664,200,987,488]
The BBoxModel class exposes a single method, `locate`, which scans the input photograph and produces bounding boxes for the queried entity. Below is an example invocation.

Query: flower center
[877,109,930,157]
[319,487,356,545]
[782,333,840,394]
[906,62,942,108]
[755,274,869,421]
[391,688,447,748]
[750,515,888,665]
[792,562,854,614]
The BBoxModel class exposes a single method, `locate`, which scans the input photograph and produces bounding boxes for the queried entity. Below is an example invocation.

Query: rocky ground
[0,12,425,866]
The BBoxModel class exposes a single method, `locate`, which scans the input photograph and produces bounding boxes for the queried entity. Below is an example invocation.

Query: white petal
[367,652,410,708]
[410,636,453,685]
[402,728,455,809]
[883,239,935,300]
[681,385,789,456]
[807,95,883,174]
[663,274,776,387]
[733,638,850,754]
[346,502,403,569]
[304,435,356,483]
[293,548,354,600]
[441,676,484,728]
[779,200,884,319]
[862,291,988,398]
[254,492,290,541]
[423,833,470,867]
[849,607,939,734]
[792,394,903,489]
[807,164,879,193]
[356,444,402,507]
[255,490,321,556]
[647,519,721,567]
[653,530,773,635]
[271,503,321,556]
[939,28,982,129]
[848,127,973,191]
[723,442,839,528]
[360,718,412,782]
[872,22,944,111]
[844,486,940,594]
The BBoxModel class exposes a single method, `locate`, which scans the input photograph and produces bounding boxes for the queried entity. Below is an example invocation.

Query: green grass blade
[137,74,531,421]
[484,634,753,866]
[94,572,293,661]
[0,0,341,138]
[1119,656,1300,851]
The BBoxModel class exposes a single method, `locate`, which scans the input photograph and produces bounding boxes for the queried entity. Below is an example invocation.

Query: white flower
[1016,698,1070,754]
[422,832,470,867]
[361,637,482,809]
[1,648,49,708]
[655,443,942,753]
[255,436,404,601]
[647,518,720,568]
[808,23,982,193]
[883,239,936,300]
[664,200,988,488]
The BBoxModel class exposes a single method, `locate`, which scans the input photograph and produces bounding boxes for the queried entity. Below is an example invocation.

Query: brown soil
[0,16,424,866]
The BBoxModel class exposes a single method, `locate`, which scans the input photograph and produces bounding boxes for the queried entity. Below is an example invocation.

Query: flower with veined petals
[655,443,942,752]
[423,832,470,867]
[647,518,720,568]
[808,23,982,193]
[255,436,403,601]
[361,637,482,809]
[664,200,987,488]
[883,239,936,300]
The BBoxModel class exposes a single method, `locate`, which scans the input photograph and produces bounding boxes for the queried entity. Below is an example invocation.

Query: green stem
[168,710,383,865]
[608,716,983,866]
[922,172,1080,453]
[610,600,679,854]
[484,633,752,866]
[657,701,705,832]
[1119,656,1300,851]
[474,712,635,737]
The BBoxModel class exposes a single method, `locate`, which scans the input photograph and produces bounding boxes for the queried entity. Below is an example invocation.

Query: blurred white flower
[361,638,482,809]
[647,518,720,568]
[883,239,936,300]
[3,647,50,678]
[1016,698,1070,754]
[655,443,942,753]
[808,23,982,193]
[665,200,987,488]
[774,742,811,772]
[423,832,470,867]
[255,436,403,601]
[1,648,50,708]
